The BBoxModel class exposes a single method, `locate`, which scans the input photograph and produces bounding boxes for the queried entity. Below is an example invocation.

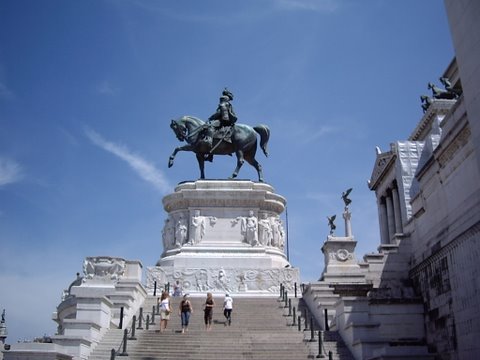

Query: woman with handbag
[158,291,171,332]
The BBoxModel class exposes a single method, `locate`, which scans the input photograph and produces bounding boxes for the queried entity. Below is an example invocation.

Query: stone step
[88,297,354,360]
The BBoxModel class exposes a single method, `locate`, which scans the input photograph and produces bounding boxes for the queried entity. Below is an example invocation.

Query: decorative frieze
[146,266,299,295]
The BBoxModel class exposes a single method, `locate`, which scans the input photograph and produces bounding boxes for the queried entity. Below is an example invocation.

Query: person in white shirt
[158,291,171,333]
[223,293,233,326]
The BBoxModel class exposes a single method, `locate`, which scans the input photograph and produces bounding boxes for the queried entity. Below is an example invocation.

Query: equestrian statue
[168,89,270,182]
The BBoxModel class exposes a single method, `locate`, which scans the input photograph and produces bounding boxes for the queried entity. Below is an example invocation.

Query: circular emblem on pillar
[336,249,350,262]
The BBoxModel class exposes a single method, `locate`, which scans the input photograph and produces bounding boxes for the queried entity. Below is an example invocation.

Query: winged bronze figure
[342,188,353,207]
[327,215,337,235]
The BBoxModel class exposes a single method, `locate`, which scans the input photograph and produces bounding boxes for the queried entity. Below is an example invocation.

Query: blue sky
[0,0,453,343]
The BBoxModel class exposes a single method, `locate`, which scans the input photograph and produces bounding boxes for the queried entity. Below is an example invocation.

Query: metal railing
[277,284,335,359]
[111,296,162,359]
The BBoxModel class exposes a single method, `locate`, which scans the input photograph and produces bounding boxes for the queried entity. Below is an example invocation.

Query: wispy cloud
[84,127,171,193]
[276,0,339,13]
[303,125,336,143]
[0,157,23,186]
[285,122,338,144]
[96,80,120,95]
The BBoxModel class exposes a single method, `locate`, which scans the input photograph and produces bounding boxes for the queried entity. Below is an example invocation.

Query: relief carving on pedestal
[188,210,217,245]
[83,256,125,280]
[258,213,273,246]
[174,214,188,247]
[147,267,298,294]
[336,249,351,262]
[232,210,259,246]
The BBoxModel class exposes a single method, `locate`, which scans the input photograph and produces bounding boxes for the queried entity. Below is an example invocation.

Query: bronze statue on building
[168,89,270,182]
[342,188,353,207]
[327,215,336,235]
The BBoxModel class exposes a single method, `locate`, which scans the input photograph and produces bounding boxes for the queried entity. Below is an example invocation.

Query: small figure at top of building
[439,76,462,97]
[1,309,5,324]
[342,188,353,208]
[420,95,433,113]
[327,215,336,235]
[427,81,458,100]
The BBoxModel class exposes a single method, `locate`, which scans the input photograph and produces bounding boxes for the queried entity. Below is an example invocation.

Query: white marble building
[303,3,480,358]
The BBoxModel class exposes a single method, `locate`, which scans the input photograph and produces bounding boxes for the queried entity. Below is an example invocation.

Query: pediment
[368,151,395,190]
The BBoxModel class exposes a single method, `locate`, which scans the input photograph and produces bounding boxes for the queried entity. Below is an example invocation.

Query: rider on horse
[202,89,237,159]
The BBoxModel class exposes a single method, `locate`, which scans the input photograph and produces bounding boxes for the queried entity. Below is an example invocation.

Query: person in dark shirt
[204,292,215,331]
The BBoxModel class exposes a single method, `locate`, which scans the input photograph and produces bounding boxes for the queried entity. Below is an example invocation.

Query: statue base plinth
[320,235,365,283]
[154,180,298,296]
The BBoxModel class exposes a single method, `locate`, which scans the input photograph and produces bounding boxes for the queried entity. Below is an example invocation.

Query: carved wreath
[335,249,350,262]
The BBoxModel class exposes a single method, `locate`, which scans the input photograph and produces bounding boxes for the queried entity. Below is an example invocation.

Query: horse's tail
[254,124,270,157]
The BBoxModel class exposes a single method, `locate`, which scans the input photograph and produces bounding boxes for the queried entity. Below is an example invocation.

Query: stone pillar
[378,197,389,245]
[343,208,352,237]
[385,191,395,243]
[391,186,403,234]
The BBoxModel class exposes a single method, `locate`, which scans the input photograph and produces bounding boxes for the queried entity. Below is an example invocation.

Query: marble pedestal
[320,235,365,284]
[147,180,299,296]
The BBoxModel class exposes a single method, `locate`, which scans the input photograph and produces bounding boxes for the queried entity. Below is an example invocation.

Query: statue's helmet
[222,88,234,101]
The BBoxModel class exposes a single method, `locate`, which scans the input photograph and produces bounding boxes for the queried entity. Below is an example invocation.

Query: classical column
[343,208,352,237]
[391,186,403,234]
[378,196,389,244]
[385,191,395,243]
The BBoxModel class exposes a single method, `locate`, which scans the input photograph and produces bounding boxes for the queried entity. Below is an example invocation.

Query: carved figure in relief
[237,273,247,292]
[175,215,188,247]
[215,269,232,293]
[278,220,285,249]
[162,217,174,250]
[270,217,284,248]
[189,210,206,245]
[241,210,259,246]
[195,271,210,292]
[258,213,273,246]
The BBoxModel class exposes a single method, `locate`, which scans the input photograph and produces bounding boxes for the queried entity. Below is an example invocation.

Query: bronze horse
[168,116,270,182]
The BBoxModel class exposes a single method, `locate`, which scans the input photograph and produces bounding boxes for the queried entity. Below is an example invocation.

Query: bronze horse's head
[171,119,187,141]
